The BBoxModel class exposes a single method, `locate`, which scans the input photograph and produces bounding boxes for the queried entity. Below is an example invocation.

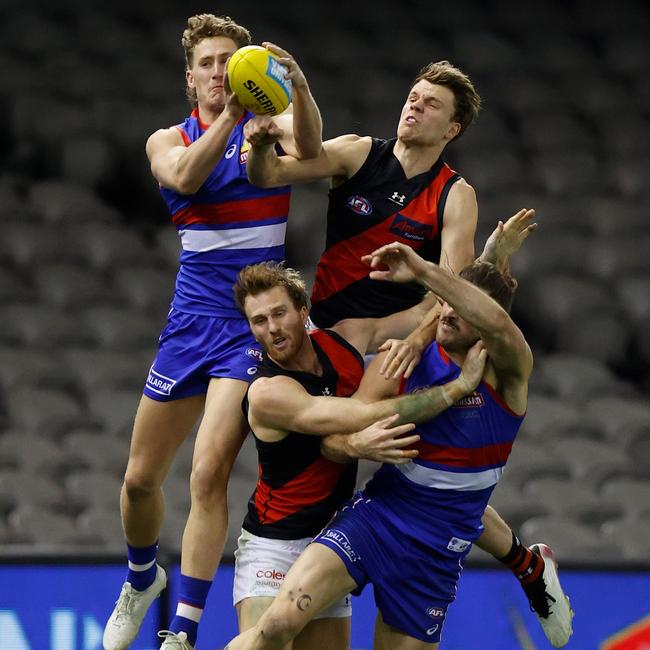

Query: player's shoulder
[445,176,477,211]
[324,133,372,152]
[146,126,185,156]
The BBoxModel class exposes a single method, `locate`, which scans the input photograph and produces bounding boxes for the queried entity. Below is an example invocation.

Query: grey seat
[553,439,630,488]
[0,469,66,510]
[0,348,71,395]
[616,275,650,323]
[28,180,122,224]
[0,432,64,475]
[111,265,175,316]
[63,347,150,395]
[62,432,128,477]
[517,394,587,441]
[77,505,124,549]
[81,306,157,351]
[537,354,632,404]
[72,224,150,272]
[519,516,615,562]
[586,236,650,281]
[488,482,550,532]
[87,388,140,436]
[522,477,600,519]
[600,518,650,561]
[6,386,87,437]
[600,478,650,516]
[501,440,570,488]
[34,263,118,309]
[9,504,99,546]
[584,396,650,445]
[60,135,118,191]
[64,470,123,511]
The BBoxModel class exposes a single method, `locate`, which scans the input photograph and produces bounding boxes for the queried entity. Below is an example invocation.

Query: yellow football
[227,45,292,115]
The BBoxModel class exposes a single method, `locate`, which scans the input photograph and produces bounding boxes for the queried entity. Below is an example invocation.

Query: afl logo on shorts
[346,195,373,216]
[225,143,237,159]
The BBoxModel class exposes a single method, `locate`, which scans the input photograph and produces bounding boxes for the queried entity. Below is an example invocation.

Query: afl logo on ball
[346,195,373,216]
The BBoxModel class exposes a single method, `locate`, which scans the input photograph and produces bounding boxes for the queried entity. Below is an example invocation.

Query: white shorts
[233,529,352,619]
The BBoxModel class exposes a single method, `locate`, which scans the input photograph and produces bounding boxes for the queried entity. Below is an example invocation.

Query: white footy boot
[528,543,574,648]
[103,565,167,650]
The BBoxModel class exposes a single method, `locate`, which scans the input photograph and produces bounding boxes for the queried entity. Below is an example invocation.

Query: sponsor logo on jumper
[426,625,439,636]
[346,195,373,216]
[225,143,237,159]
[266,58,292,98]
[240,139,251,164]
[247,367,258,376]
[246,348,263,362]
[146,368,177,396]
[389,214,432,242]
[322,386,332,396]
[321,529,359,562]
[427,607,445,618]
[389,191,406,205]
[454,392,485,408]
[447,536,471,553]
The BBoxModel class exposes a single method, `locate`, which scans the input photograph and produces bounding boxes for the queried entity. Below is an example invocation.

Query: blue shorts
[143,308,262,401]
[313,492,468,644]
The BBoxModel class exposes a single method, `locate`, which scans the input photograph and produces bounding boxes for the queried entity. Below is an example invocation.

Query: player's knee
[123,467,160,501]
[189,460,229,504]
[258,610,301,645]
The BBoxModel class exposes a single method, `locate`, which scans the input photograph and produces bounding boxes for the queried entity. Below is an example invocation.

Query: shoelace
[526,579,556,618]
[114,585,136,617]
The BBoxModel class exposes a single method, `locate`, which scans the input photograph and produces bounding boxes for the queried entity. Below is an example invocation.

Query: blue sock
[126,541,158,592]
[169,574,212,646]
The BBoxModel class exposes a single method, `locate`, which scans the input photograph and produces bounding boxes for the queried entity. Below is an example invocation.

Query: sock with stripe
[169,574,212,646]
[498,532,544,587]
[126,541,158,592]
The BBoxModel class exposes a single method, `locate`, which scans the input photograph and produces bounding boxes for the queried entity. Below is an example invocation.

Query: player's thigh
[272,543,358,625]
[191,377,249,481]
[373,610,439,650]
[126,393,205,485]
[294,616,350,650]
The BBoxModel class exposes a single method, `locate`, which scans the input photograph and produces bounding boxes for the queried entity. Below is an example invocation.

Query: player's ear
[186,67,195,89]
[446,122,461,141]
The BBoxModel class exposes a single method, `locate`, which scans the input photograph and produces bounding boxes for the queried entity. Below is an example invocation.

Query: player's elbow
[175,175,202,195]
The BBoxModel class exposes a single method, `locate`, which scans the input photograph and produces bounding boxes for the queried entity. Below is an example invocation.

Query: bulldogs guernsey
[160,109,291,317]
[310,137,460,327]
[366,340,524,553]
[243,329,364,540]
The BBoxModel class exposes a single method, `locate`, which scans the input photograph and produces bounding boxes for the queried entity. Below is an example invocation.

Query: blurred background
[0,0,649,647]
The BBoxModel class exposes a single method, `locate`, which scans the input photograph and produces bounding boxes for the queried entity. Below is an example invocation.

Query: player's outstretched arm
[245,131,371,188]
[249,343,486,439]
[263,42,323,159]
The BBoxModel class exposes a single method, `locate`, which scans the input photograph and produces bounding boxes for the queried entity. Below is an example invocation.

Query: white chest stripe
[179,222,287,251]
[396,462,503,491]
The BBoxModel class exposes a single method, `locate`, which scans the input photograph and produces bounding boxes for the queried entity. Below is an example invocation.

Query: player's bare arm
[248,353,484,441]
[438,178,478,274]
[365,242,532,412]
[245,131,371,188]
[146,105,244,195]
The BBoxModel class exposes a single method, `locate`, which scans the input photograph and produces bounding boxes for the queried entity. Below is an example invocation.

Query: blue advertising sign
[2,563,650,649]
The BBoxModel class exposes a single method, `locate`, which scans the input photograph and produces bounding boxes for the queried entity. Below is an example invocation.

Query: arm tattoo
[394,387,449,424]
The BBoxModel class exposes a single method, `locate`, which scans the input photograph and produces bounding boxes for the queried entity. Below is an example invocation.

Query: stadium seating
[0,0,648,567]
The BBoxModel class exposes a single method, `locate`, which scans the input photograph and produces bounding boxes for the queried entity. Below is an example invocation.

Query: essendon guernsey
[242,329,364,540]
[311,137,461,327]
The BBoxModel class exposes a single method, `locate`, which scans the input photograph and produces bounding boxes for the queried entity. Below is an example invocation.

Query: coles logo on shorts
[346,195,373,216]
[146,367,177,396]
[447,536,471,553]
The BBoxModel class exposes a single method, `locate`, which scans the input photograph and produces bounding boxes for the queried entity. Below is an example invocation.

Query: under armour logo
[390,191,406,204]
[322,387,332,396]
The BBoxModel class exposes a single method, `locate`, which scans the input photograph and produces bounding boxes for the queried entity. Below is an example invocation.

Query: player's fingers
[389,432,420,447]
[376,414,401,428]
[403,358,418,379]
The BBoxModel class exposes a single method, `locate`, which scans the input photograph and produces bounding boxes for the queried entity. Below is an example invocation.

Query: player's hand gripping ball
[227,45,292,115]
